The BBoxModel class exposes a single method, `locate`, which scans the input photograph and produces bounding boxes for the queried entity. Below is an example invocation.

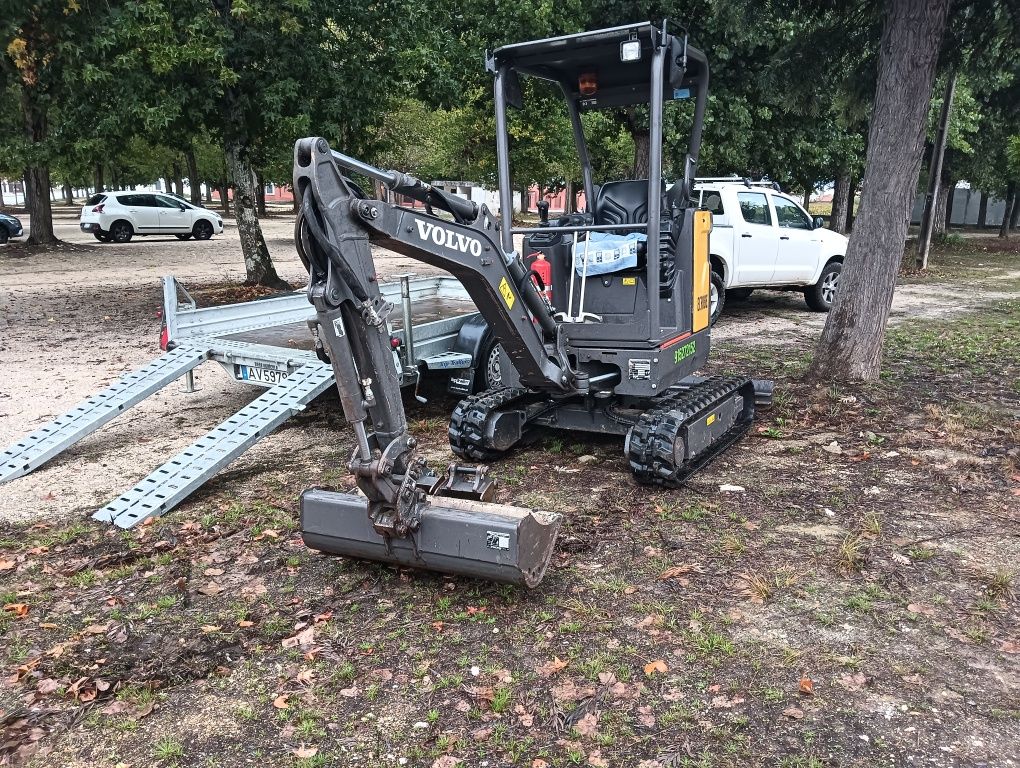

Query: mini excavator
[293,21,770,587]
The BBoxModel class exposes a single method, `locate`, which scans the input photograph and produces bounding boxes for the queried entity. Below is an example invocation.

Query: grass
[154,736,184,761]
[884,299,1020,382]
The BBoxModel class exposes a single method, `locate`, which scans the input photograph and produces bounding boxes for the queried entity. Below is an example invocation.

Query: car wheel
[192,220,214,241]
[709,271,725,325]
[476,336,504,391]
[728,288,753,301]
[175,233,193,241]
[0,228,8,245]
[110,220,133,243]
[805,261,842,311]
[93,232,111,242]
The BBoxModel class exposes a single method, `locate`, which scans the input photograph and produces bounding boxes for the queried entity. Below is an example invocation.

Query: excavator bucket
[301,489,562,587]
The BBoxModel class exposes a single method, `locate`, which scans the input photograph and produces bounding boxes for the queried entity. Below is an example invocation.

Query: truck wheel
[110,220,133,243]
[93,231,112,242]
[805,261,841,311]
[0,228,8,245]
[728,288,753,301]
[477,337,504,391]
[175,233,193,241]
[709,271,725,325]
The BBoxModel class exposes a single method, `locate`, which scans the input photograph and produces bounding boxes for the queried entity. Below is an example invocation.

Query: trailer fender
[448,315,493,395]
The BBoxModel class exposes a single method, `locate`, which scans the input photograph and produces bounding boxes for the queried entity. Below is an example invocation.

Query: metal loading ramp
[93,361,334,528]
[0,346,209,484]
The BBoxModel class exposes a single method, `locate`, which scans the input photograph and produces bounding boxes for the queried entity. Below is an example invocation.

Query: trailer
[0,274,494,528]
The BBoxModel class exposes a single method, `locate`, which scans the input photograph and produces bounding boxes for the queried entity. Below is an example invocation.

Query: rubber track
[448,387,530,461]
[627,376,754,487]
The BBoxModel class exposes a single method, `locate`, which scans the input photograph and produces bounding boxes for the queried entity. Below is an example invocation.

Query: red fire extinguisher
[530,252,554,307]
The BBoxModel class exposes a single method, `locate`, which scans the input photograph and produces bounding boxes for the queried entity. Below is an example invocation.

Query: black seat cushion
[592,180,655,226]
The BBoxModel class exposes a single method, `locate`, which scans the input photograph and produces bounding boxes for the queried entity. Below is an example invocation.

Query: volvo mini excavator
[293,21,770,588]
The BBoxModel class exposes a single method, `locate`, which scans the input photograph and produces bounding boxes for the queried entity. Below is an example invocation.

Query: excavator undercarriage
[294,22,770,587]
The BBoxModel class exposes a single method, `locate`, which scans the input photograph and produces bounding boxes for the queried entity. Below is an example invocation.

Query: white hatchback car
[80,191,224,243]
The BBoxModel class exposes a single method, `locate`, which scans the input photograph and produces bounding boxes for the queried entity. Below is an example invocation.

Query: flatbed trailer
[1,274,493,528]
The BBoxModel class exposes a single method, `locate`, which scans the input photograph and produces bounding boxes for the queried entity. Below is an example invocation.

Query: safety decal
[498,277,516,311]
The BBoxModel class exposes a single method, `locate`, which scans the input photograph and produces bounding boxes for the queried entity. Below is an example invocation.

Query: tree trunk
[1012,191,1020,229]
[519,185,529,214]
[977,191,987,228]
[204,183,213,205]
[845,175,860,231]
[185,148,201,205]
[226,142,289,289]
[255,171,267,217]
[62,183,73,205]
[631,130,650,179]
[220,182,230,213]
[20,84,57,245]
[916,71,956,267]
[943,179,956,231]
[933,180,951,236]
[172,163,184,198]
[999,182,1015,238]
[830,170,852,233]
[93,163,104,193]
[564,179,574,214]
[803,184,813,210]
[808,0,951,382]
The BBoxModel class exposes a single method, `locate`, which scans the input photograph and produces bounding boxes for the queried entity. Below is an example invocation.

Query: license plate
[235,364,289,385]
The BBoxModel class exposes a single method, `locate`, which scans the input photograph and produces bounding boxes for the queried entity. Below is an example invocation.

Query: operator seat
[591,179,678,295]
[592,180,654,226]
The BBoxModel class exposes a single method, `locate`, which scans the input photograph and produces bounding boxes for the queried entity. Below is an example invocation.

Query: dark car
[0,212,23,244]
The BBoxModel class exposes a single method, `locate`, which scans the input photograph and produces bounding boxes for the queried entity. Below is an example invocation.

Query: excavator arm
[292,137,562,586]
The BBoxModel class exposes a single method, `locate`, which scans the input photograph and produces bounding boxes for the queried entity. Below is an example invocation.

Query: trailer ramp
[0,346,209,484]
[93,360,334,528]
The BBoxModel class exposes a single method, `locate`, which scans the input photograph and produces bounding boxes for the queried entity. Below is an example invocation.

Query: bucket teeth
[301,489,561,587]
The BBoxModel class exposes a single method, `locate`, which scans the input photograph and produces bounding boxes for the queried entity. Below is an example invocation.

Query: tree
[809,0,952,381]
[0,2,92,244]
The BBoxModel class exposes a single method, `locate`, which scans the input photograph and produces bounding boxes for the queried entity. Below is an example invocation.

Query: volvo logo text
[415,220,483,257]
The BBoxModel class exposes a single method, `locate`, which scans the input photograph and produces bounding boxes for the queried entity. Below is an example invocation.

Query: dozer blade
[301,489,562,587]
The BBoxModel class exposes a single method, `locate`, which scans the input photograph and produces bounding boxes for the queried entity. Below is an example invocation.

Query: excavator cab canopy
[488,21,708,111]
[485,21,709,253]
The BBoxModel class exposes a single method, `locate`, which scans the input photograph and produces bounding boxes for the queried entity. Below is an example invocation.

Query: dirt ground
[0,209,1018,767]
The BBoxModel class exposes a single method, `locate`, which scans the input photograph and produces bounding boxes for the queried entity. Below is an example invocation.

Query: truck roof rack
[695,176,782,191]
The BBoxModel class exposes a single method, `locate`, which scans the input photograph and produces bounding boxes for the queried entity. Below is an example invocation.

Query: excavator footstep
[301,489,562,587]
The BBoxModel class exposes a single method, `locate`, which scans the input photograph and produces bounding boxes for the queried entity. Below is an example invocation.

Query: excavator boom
[293,137,562,586]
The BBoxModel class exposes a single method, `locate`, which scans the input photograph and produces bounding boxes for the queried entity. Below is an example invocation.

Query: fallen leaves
[907,602,935,617]
[1001,640,1020,654]
[798,677,814,695]
[4,602,29,617]
[292,746,318,759]
[431,757,462,768]
[643,660,668,677]
[573,712,599,737]
[782,705,805,719]
[272,694,290,709]
[536,656,569,677]
[837,672,868,691]
[197,581,224,596]
[281,626,315,649]
[0,559,16,570]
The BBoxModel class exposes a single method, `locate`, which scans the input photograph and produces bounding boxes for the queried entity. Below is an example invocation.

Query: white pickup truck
[694,179,848,324]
